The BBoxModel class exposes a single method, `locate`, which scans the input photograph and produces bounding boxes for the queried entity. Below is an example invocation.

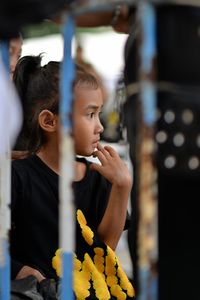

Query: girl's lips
[92,142,98,148]
[92,139,100,144]
[92,140,99,149]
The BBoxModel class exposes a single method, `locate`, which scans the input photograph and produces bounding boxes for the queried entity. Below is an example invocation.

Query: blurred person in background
[9,33,23,79]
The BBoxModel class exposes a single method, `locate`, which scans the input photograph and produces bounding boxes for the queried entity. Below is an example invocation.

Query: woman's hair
[13,54,100,153]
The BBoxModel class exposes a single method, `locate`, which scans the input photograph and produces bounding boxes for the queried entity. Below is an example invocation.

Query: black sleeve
[10,163,24,279]
[11,259,24,280]
[11,163,21,211]
[94,175,112,228]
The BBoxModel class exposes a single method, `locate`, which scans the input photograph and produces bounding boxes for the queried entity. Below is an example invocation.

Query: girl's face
[73,86,104,156]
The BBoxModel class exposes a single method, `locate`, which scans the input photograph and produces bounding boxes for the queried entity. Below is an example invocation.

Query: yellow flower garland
[77,209,94,245]
[52,209,135,299]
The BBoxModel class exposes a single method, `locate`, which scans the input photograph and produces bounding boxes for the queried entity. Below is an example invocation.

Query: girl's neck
[75,160,87,182]
[37,149,86,181]
[37,145,59,175]
[37,146,87,181]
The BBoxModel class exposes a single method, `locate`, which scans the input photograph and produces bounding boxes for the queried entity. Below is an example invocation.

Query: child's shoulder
[12,154,35,168]
[12,154,31,167]
[11,155,36,186]
[12,154,44,179]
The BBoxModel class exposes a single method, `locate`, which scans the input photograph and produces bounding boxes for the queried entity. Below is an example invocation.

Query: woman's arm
[54,4,131,33]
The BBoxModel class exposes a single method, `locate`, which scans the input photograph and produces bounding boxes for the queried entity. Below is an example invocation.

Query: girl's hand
[91,143,132,189]
[16,265,46,282]
[12,150,29,160]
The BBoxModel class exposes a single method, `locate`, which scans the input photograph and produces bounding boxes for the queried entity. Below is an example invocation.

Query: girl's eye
[89,112,94,118]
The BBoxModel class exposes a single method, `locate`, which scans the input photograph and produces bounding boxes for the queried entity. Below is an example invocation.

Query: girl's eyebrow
[85,104,103,110]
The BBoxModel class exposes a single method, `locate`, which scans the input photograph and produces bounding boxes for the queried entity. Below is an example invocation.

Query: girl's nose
[96,119,104,134]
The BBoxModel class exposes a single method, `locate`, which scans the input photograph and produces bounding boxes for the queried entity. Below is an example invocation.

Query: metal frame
[0,42,11,300]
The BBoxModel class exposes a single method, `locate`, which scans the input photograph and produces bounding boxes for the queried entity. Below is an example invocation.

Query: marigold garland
[52,249,62,277]
[52,209,135,299]
[116,257,135,297]
[94,247,105,273]
[111,285,127,300]
[105,247,117,276]
[77,209,94,245]
[84,253,111,300]
[74,259,91,300]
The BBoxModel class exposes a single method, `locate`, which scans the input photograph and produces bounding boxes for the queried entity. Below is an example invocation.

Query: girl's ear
[38,110,58,132]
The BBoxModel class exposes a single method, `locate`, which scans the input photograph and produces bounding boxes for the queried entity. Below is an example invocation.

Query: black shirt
[11,155,111,279]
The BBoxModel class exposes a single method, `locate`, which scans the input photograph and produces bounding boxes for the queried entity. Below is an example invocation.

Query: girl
[11,55,134,298]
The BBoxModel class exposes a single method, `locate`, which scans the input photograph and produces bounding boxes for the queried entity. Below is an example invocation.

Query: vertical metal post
[0,41,10,300]
[137,1,158,300]
[60,14,75,300]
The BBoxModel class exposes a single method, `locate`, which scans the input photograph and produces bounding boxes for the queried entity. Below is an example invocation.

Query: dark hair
[74,65,99,90]
[13,54,60,152]
[13,55,100,153]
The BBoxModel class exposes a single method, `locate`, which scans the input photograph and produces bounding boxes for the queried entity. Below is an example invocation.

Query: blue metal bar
[60,14,75,300]
[0,240,10,300]
[138,2,158,300]
[0,41,9,73]
[0,41,10,300]
[61,253,74,300]
[60,15,75,132]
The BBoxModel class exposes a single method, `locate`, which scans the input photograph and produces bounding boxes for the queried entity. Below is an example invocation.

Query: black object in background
[0,0,71,39]
[157,5,200,300]
[124,4,200,300]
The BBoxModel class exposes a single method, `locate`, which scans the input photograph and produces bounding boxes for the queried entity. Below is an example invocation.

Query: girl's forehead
[74,85,102,97]
[74,87,103,108]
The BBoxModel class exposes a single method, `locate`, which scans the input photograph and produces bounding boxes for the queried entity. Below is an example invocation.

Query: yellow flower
[94,247,104,256]
[82,224,94,245]
[74,256,82,271]
[77,209,87,226]
[107,275,118,286]
[110,284,126,300]
[52,249,62,277]
[94,255,104,273]
[105,247,117,276]
[94,247,105,273]
[52,210,135,299]
[74,269,91,300]
[94,255,104,265]
[116,258,135,297]
[77,210,94,245]
[84,253,111,300]
[74,255,91,300]
[105,246,135,297]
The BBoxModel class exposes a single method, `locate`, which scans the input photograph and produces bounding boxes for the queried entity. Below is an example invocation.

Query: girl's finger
[92,150,98,157]
[90,162,102,172]
[97,143,110,159]
[103,145,117,157]
[93,150,107,165]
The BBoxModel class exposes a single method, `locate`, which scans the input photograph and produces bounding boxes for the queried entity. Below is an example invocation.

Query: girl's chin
[78,150,94,157]
[76,145,96,157]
